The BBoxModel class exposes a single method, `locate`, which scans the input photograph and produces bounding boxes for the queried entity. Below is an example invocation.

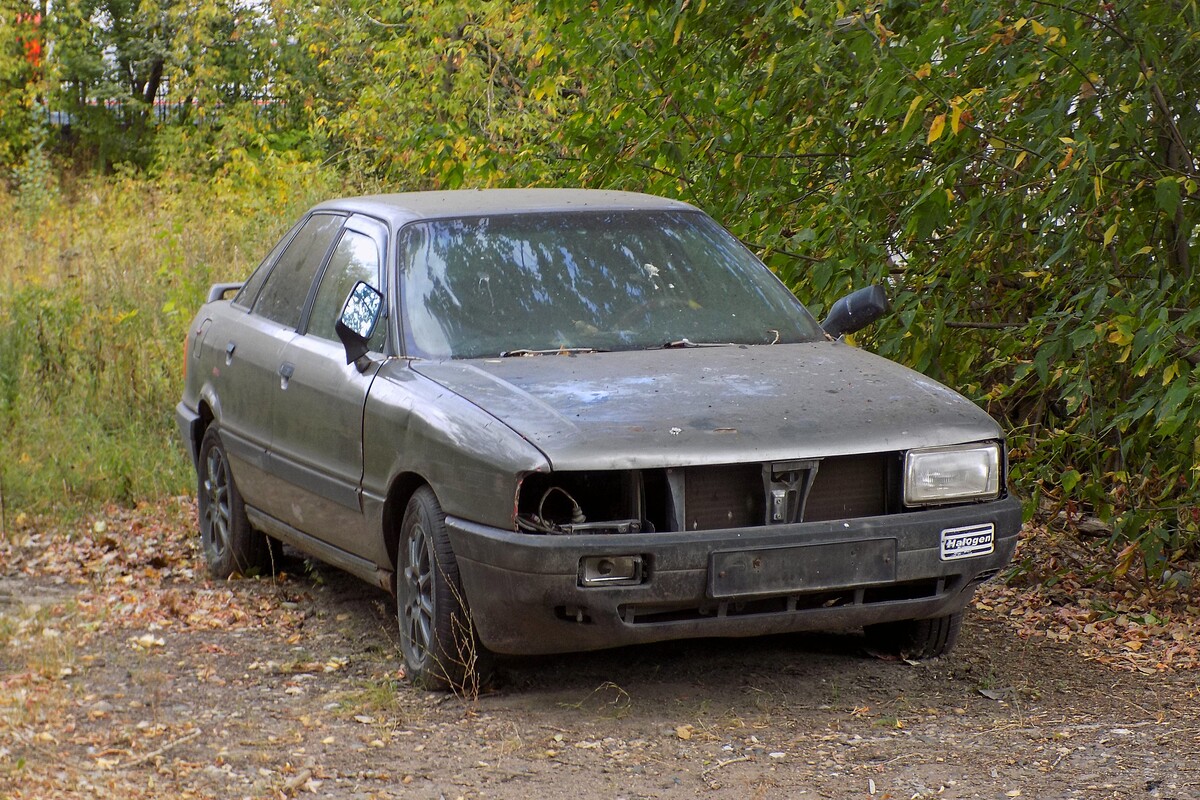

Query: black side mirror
[335,281,383,369]
[821,285,890,338]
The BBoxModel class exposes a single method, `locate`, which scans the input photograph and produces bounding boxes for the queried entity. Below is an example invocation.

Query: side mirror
[821,284,890,339]
[335,281,383,369]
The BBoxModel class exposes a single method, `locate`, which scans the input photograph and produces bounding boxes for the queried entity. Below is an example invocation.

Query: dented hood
[410,343,1001,471]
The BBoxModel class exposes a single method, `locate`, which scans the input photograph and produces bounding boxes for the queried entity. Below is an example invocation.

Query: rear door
[267,216,389,558]
[220,211,345,510]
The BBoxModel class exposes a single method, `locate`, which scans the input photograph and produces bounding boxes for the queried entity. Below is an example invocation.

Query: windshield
[398,210,823,359]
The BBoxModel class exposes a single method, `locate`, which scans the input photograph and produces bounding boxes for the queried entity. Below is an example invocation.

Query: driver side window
[308,230,387,352]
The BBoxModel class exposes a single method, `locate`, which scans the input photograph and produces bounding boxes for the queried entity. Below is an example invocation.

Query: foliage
[0,4,41,167]
[291,0,567,188]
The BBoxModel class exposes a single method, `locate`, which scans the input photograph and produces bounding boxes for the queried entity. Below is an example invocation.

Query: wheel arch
[382,471,432,582]
[197,399,215,437]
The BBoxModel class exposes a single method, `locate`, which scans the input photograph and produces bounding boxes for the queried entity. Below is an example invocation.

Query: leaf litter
[0,498,1197,799]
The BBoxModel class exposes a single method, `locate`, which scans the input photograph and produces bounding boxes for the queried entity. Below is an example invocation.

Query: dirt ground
[1,499,1198,800]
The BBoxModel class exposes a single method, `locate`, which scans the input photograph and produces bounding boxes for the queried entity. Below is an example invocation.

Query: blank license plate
[709,539,897,599]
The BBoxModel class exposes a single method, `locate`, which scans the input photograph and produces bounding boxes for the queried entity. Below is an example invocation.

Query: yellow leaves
[1107,325,1133,348]
[130,634,166,650]
[1163,360,1181,387]
[1058,147,1074,170]
[1094,176,1103,200]
[927,113,946,144]
[1030,19,1048,35]
[950,103,964,135]
[914,62,932,80]
[1103,223,1117,247]
[909,92,976,141]
[874,14,894,44]
[902,94,924,130]
[1014,151,1027,169]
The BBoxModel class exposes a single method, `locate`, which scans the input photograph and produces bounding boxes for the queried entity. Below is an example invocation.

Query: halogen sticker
[940,523,995,561]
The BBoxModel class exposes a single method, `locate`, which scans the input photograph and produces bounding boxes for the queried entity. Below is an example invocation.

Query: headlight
[904,442,1001,506]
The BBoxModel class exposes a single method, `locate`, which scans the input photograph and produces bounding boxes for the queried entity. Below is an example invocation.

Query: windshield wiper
[499,347,608,357]
[658,338,733,349]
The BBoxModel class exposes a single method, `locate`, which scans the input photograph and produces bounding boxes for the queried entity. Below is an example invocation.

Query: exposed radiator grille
[684,464,763,531]
[803,454,889,522]
[678,453,892,531]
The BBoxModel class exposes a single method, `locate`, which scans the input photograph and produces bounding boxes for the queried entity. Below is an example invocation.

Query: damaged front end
[513,452,917,538]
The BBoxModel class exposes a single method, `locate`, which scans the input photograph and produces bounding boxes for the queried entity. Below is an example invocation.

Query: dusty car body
[177,189,1021,690]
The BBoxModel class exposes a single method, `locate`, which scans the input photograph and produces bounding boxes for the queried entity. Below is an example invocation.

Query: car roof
[311,189,699,227]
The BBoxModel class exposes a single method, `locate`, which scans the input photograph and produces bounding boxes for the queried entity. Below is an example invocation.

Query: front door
[267,216,389,558]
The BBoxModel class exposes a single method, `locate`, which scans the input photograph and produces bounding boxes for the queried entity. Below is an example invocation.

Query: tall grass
[0,156,345,515]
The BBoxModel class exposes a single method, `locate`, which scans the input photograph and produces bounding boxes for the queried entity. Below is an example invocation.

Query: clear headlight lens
[904,442,1001,506]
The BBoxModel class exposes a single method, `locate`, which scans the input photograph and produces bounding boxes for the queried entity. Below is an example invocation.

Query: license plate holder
[708,539,897,599]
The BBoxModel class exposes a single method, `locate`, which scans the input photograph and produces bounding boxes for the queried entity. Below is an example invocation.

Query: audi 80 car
[177,189,1021,690]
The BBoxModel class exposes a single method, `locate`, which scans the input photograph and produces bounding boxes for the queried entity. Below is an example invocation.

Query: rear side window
[308,230,386,352]
[253,213,344,328]
[232,219,302,309]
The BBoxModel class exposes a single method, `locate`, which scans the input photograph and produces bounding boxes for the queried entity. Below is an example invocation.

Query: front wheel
[396,486,486,693]
[197,425,273,579]
[864,611,964,660]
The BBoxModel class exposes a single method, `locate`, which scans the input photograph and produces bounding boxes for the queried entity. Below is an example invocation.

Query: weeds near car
[0,163,343,514]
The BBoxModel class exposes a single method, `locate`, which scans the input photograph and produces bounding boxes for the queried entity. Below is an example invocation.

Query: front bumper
[448,496,1022,655]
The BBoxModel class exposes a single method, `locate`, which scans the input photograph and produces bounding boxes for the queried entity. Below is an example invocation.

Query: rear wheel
[396,486,485,693]
[197,425,273,579]
[864,611,964,660]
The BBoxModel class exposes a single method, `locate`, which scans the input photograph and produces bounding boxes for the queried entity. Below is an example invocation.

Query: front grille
[684,463,763,531]
[803,454,889,522]
[677,453,892,531]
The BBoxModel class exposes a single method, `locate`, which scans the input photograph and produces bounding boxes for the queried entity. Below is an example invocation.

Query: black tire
[864,611,964,660]
[396,486,484,693]
[197,425,273,579]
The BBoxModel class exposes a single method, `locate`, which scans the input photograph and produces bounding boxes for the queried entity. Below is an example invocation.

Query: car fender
[361,360,549,533]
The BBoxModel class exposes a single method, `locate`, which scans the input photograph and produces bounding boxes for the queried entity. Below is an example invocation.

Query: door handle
[278,362,295,389]
[224,341,236,365]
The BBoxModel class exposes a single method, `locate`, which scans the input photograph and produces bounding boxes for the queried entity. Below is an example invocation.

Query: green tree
[295,0,567,188]
[0,1,46,167]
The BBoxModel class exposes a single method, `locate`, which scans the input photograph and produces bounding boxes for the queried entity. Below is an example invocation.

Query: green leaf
[1155,177,1180,216]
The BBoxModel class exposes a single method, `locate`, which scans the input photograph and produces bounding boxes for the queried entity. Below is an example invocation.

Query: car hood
[410,343,1002,471]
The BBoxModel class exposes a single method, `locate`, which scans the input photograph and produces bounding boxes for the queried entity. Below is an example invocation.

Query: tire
[864,611,964,660]
[396,486,485,693]
[197,425,273,579]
